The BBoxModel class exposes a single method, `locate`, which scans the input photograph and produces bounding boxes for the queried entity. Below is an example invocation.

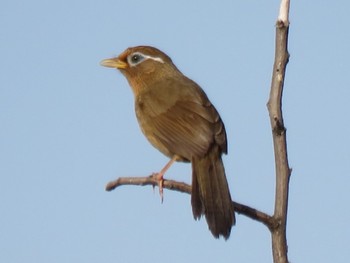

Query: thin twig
[106,175,275,228]
[106,175,191,194]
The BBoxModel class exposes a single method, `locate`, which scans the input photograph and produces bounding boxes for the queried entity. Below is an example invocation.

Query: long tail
[191,145,235,239]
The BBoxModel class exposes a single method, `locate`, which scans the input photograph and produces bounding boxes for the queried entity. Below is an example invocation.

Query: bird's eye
[129,53,145,65]
[131,54,141,62]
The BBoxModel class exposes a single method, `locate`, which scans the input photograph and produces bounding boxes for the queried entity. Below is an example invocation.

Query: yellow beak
[100,58,128,69]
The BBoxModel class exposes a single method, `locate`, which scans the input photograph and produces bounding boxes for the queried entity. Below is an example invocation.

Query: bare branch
[267,0,292,262]
[105,175,191,194]
[106,175,275,228]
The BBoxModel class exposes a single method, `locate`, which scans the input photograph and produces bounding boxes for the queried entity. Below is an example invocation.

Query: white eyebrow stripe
[143,54,164,64]
[128,52,165,67]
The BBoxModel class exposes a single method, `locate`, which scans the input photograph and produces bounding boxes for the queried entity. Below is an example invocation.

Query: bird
[100,46,235,239]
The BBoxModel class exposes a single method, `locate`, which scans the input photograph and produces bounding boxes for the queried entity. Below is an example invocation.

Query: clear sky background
[1,1,349,262]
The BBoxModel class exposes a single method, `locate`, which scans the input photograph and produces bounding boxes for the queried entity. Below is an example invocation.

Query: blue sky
[1,1,349,262]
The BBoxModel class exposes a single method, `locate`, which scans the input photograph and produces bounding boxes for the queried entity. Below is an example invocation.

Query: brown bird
[101,46,235,239]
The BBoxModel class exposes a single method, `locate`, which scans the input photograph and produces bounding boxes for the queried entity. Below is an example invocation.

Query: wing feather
[135,77,227,160]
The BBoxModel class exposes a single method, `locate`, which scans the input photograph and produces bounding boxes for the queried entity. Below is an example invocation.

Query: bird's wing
[135,77,227,160]
[154,100,213,159]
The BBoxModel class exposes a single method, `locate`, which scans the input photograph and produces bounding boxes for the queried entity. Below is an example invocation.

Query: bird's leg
[155,155,178,202]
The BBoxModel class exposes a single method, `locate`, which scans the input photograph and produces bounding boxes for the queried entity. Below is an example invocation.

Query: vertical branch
[267,0,291,263]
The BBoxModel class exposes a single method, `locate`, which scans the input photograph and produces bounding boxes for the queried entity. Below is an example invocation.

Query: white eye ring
[127,52,165,67]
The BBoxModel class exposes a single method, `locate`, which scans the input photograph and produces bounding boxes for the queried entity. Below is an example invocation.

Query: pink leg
[155,155,178,202]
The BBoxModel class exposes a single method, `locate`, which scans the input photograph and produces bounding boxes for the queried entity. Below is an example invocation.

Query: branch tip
[277,0,290,26]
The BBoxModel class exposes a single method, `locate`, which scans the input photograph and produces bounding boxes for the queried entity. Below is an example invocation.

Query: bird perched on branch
[101,46,235,239]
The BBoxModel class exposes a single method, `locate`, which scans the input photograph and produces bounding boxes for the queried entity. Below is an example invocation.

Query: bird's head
[101,46,180,95]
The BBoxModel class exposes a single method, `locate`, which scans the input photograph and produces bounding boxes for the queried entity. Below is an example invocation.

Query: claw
[152,156,178,203]
[157,173,164,203]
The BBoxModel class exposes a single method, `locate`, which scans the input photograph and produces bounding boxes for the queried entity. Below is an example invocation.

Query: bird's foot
[152,172,164,203]
[150,156,178,203]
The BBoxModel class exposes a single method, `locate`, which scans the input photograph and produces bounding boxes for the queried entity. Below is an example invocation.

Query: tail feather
[191,145,235,239]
